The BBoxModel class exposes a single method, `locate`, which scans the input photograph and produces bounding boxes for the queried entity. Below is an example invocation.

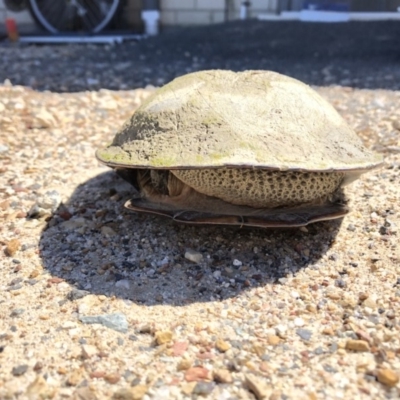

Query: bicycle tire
[28,0,120,33]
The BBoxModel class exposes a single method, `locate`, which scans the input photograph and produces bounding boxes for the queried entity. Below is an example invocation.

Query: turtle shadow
[38,170,343,306]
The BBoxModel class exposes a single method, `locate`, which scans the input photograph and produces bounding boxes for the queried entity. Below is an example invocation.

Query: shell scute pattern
[171,168,344,207]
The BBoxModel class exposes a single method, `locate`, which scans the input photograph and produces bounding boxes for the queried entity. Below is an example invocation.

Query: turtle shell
[96,70,382,172]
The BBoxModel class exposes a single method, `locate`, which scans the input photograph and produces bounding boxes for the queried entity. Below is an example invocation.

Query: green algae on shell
[96,69,382,173]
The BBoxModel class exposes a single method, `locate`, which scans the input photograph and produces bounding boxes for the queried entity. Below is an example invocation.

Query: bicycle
[27,0,121,33]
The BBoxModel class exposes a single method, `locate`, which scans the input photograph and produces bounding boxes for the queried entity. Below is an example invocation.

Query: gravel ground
[1,20,400,400]
[0,20,399,91]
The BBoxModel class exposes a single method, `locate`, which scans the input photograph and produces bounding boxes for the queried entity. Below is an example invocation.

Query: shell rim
[95,149,384,174]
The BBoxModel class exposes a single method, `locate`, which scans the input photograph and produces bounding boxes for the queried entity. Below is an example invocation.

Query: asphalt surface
[0,19,399,91]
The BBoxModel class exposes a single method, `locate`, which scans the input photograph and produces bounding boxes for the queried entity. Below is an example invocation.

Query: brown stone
[5,238,20,256]
[105,373,121,384]
[154,330,173,345]
[267,335,280,346]
[377,369,399,387]
[90,370,106,379]
[112,386,147,400]
[322,327,334,336]
[215,338,231,352]
[345,339,370,352]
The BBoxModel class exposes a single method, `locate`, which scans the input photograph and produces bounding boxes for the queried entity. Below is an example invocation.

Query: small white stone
[115,279,130,290]
[185,249,203,264]
[291,291,300,299]
[233,259,242,267]
[61,321,77,329]
[275,324,287,335]
[294,318,304,327]
[213,270,221,279]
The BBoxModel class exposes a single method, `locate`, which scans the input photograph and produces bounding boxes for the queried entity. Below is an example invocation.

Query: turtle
[96,70,382,228]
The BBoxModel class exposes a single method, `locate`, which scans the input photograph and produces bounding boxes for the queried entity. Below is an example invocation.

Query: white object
[240,1,250,20]
[141,10,160,36]
[300,10,350,22]
[258,11,400,22]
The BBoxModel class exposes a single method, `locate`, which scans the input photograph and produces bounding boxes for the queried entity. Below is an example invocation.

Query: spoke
[31,0,119,33]
[80,0,99,30]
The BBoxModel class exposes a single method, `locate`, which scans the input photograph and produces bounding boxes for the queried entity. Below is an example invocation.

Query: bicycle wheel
[28,0,120,33]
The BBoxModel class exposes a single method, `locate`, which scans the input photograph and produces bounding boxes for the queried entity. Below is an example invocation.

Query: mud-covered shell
[96,70,382,172]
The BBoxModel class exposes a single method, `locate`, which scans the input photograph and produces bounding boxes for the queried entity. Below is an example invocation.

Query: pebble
[12,364,28,376]
[184,249,203,264]
[193,382,215,396]
[275,324,287,338]
[33,109,57,128]
[181,382,197,396]
[61,217,88,230]
[26,376,55,398]
[245,374,271,400]
[10,308,25,317]
[296,329,312,341]
[172,341,188,356]
[67,289,90,301]
[105,373,121,384]
[73,387,98,400]
[5,238,20,257]
[81,344,98,359]
[115,279,130,290]
[267,335,281,346]
[66,368,84,386]
[177,358,192,371]
[294,317,304,327]
[233,259,242,267]
[154,330,173,345]
[101,226,117,236]
[345,339,371,352]
[112,386,147,400]
[28,190,61,217]
[377,369,399,387]
[79,313,128,333]
[185,367,210,382]
[215,338,231,352]
[363,296,377,309]
[213,369,233,383]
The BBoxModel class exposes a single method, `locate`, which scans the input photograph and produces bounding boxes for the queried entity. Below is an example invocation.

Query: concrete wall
[160,0,278,26]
